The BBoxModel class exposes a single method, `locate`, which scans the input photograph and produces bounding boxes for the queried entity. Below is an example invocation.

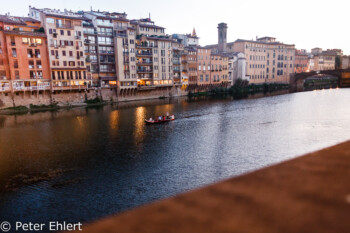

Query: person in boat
[158,116,162,121]
[149,117,153,121]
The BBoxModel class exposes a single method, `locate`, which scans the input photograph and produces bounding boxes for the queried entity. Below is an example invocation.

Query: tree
[335,55,341,69]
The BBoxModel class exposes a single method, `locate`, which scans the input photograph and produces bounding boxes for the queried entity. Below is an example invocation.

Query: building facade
[29,7,90,91]
[309,48,336,71]
[294,50,309,73]
[233,37,295,84]
[0,15,50,94]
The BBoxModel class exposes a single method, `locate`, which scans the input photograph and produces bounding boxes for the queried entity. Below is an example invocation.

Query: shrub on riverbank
[29,103,59,110]
[188,79,290,99]
[85,97,103,105]
[2,106,28,111]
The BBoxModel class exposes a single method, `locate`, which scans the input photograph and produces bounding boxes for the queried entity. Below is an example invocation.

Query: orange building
[185,47,197,88]
[0,15,50,94]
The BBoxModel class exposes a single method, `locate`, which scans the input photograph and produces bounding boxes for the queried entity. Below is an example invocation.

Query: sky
[1,0,349,54]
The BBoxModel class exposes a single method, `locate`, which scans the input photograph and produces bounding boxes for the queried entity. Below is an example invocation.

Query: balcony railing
[137,68,153,73]
[136,44,156,48]
[136,52,153,56]
[56,24,72,29]
[0,86,10,92]
[100,69,116,72]
[137,61,153,65]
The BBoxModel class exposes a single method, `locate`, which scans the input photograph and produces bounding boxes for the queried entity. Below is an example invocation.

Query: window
[46,18,54,24]
[12,48,17,57]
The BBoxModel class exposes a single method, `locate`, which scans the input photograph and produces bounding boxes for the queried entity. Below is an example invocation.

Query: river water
[1,89,350,228]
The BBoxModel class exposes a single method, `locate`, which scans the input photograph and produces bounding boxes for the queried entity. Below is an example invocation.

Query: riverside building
[206,23,295,84]
[81,11,124,88]
[309,48,336,71]
[0,15,51,95]
[130,18,174,88]
[29,7,91,91]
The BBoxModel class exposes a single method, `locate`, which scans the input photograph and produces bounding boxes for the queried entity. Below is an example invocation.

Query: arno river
[1,89,350,227]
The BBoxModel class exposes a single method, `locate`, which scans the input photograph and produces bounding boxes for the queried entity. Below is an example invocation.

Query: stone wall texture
[0,86,188,109]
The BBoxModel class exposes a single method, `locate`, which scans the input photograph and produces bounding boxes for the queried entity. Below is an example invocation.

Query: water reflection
[134,107,146,145]
[1,90,350,226]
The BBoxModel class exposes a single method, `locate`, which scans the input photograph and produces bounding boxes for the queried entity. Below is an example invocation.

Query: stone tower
[218,23,228,53]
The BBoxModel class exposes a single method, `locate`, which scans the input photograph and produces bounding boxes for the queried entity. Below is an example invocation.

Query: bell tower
[218,23,227,53]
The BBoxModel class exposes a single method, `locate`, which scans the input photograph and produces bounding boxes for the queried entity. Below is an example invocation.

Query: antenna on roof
[149,12,151,20]
[90,6,92,12]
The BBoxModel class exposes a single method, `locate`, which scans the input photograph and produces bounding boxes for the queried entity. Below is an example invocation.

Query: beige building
[130,18,173,88]
[309,48,336,71]
[206,24,294,84]
[233,37,295,84]
[114,24,137,91]
[29,7,91,90]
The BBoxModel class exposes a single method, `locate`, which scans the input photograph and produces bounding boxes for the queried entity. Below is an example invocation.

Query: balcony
[136,44,155,49]
[115,33,127,38]
[24,86,38,91]
[99,50,114,55]
[137,68,153,73]
[136,52,153,57]
[138,85,156,90]
[75,36,81,40]
[56,24,72,29]
[0,86,10,92]
[100,69,116,73]
[100,59,115,64]
[137,61,153,66]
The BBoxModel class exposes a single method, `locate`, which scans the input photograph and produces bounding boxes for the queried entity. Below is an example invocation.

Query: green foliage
[335,55,341,69]
[84,97,103,105]
[2,105,28,111]
[34,27,45,33]
[29,103,58,109]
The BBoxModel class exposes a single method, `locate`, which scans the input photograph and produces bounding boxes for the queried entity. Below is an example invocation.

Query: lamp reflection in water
[134,107,146,146]
[109,110,119,129]
[154,104,174,117]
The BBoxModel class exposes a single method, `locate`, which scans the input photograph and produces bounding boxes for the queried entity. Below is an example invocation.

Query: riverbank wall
[0,86,188,109]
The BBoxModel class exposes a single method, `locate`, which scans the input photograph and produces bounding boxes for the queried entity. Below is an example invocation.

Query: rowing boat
[144,115,175,124]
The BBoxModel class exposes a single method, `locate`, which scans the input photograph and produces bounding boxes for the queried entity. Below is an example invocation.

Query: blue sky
[2,0,349,54]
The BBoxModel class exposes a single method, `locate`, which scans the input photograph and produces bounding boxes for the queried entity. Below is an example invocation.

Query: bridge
[290,68,350,92]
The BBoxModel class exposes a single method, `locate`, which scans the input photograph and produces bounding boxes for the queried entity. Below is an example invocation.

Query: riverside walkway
[73,140,350,233]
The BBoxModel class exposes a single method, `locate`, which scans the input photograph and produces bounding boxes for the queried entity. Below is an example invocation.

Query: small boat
[145,115,175,124]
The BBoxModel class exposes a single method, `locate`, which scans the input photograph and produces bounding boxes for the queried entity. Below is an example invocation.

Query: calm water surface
[1,89,350,229]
